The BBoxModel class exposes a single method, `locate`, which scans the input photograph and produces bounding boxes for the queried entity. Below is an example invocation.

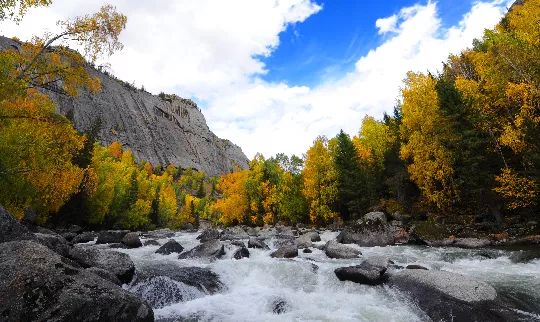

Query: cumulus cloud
[0,0,512,158]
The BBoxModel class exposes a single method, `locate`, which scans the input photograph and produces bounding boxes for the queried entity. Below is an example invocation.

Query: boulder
[245,226,259,236]
[270,245,298,258]
[96,230,130,244]
[69,247,135,283]
[122,232,143,248]
[273,236,297,248]
[72,231,96,244]
[271,298,290,314]
[178,240,225,259]
[196,228,221,242]
[301,231,321,242]
[109,243,129,249]
[61,232,77,242]
[0,205,35,243]
[406,264,429,270]
[296,234,313,249]
[143,239,160,246]
[34,233,71,257]
[220,226,249,240]
[337,218,394,247]
[128,263,223,309]
[334,260,387,285]
[144,228,175,239]
[388,270,512,322]
[453,238,491,249]
[248,237,269,249]
[363,211,387,224]
[303,248,313,253]
[86,267,122,286]
[325,240,361,259]
[231,240,246,247]
[233,247,250,260]
[155,239,184,255]
[0,240,153,322]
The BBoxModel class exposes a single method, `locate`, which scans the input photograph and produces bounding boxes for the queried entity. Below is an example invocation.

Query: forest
[0,0,538,231]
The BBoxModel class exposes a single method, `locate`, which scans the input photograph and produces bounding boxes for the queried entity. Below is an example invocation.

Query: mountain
[0,36,249,176]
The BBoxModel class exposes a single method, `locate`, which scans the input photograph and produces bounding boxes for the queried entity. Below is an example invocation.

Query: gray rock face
[0,36,249,176]
[122,232,143,248]
[271,245,298,258]
[248,237,269,249]
[337,219,394,247]
[197,228,221,242]
[72,231,96,244]
[334,260,388,285]
[296,234,313,249]
[325,240,361,259]
[69,246,135,283]
[86,267,122,286]
[96,230,130,244]
[0,240,153,322]
[388,270,510,321]
[34,233,71,257]
[0,205,35,243]
[362,211,387,224]
[178,240,225,259]
[155,239,184,255]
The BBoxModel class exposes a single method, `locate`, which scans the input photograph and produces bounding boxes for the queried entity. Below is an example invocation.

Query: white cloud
[0,0,512,159]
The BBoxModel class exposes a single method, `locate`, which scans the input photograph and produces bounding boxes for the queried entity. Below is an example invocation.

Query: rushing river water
[116,231,540,322]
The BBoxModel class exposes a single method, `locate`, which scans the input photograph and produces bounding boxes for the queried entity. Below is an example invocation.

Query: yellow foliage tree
[214,170,249,226]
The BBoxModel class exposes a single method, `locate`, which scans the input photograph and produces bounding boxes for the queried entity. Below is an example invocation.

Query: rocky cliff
[0,36,249,177]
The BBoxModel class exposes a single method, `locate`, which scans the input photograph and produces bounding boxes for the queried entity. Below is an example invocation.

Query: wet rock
[325,240,361,259]
[86,267,122,286]
[271,245,298,258]
[220,226,249,240]
[231,240,246,247]
[233,247,250,259]
[69,246,135,283]
[388,270,508,322]
[122,232,143,248]
[453,238,491,249]
[509,249,540,263]
[245,226,259,236]
[0,240,153,322]
[248,237,269,249]
[296,234,313,249]
[109,243,129,249]
[143,239,160,246]
[303,248,313,253]
[61,232,77,242]
[178,240,225,259]
[0,205,35,243]
[301,231,321,242]
[406,264,429,270]
[335,260,387,285]
[34,233,70,257]
[96,230,130,244]
[156,239,184,255]
[271,298,290,314]
[337,217,394,247]
[72,231,96,244]
[362,211,387,224]
[273,236,297,248]
[145,228,175,239]
[196,228,220,242]
[129,263,223,309]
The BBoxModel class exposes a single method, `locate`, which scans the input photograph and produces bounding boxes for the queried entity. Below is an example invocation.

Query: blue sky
[0,0,513,158]
[262,0,483,87]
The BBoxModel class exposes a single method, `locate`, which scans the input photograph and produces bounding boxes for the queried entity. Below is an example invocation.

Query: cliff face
[1,36,249,176]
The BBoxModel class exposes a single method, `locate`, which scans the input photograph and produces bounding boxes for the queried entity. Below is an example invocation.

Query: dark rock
[248,237,269,249]
[406,264,429,270]
[181,223,194,230]
[220,226,249,240]
[273,236,297,248]
[337,217,394,247]
[325,240,361,259]
[156,239,184,255]
[270,245,298,258]
[0,240,153,322]
[196,228,221,242]
[271,298,290,314]
[34,233,71,257]
[69,246,135,283]
[301,231,321,242]
[178,240,225,259]
[96,230,130,244]
[0,205,35,243]
[335,260,387,285]
[388,269,515,322]
[233,247,250,259]
[303,248,313,253]
[72,231,96,244]
[86,267,122,286]
[128,263,223,309]
[509,249,540,263]
[122,232,143,248]
[109,243,129,249]
[143,239,161,246]
[363,211,387,224]
[296,233,313,248]
[231,240,246,247]
[61,232,77,242]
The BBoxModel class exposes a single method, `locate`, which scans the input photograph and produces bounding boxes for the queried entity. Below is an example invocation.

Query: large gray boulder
[155,239,184,255]
[296,233,313,249]
[197,228,221,242]
[72,231,96,244]
[233,247,250,260]
[362,211,387,224]
[69,247,135,283]
[220,226,249,240]
[96,230,130,244]
[248,237,269,249]
[122,232,143,248]
[325,240,361,259]
[178,240,225,259]
[337,218,394,247]
[270,245,298,258]
[0,205,35,243]
[0,240,153,322]
[388,269,517,321]
[86,267,122,286]
[334,259,388,285]
[128,262,223,309]
[34,233,71,257]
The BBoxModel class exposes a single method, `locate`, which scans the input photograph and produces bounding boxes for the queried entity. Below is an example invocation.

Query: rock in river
[156,239,184,255]
[271,245,298,258]
[69,246,136,283]
[178,240,225,259]
[325,240,361,259]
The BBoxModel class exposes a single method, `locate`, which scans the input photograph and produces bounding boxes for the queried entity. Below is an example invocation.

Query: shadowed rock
[122,232,143,248]
[155,239,184,255]
[178,240,225,259]
[0,205,35,243]
[325,240,361,259]
[96,230,130,244]
[233,247,250,259]
[69,246,135,283]
[248,237,269,249]
[271,245,298,258]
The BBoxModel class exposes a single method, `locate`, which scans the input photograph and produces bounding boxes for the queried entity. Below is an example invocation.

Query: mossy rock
[413,221,451,241]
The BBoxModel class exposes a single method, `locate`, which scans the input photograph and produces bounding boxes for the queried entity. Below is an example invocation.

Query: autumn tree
[213,170,249,226]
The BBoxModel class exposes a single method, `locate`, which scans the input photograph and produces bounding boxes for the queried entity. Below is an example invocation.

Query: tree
[333,130,363,219]
[213,170,249,226]
[302,136,338,225]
